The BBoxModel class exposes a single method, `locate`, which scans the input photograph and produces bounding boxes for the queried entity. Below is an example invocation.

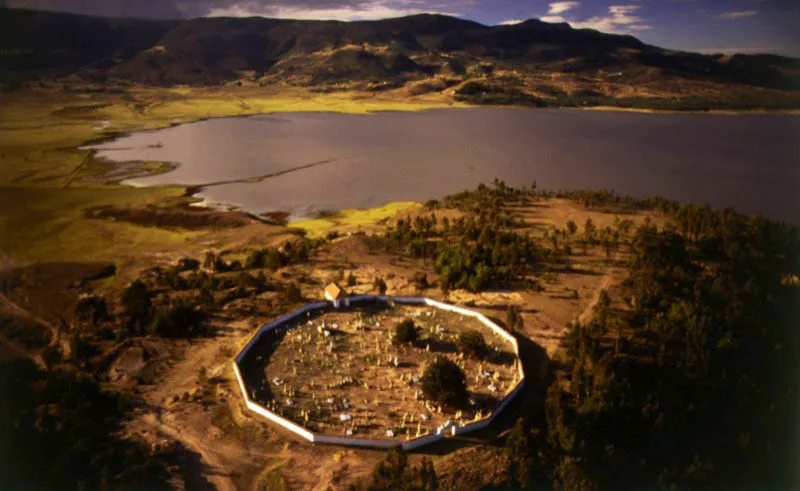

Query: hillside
[2,7,800,108]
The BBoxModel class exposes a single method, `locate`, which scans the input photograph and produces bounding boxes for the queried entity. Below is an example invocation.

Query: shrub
[284,282,303,303]
[370,448,408,491]
[394,319,417,344]
[245,250,265,269]
[157,269,187,291]
[583,218,596,242]
[197,288,215,306]
[506,305,523,331]
[212,256,230,273]
[368,448,438,491]
[149,302,205,338]
[347,272,357,287]
[176,257,200,272]
[566,220,578,235]
[121,280,152,329]
[457,329,487,358]
[74,295,109,325]
[506,418,536,486]
[247,248,286,270]
[421,356,468,407]
[374,277,388,295]
[411,272,429,291]
[454,81,546,107]
[237,272,267,292]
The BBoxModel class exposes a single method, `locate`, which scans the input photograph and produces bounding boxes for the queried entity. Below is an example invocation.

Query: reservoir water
[90,108,800,223]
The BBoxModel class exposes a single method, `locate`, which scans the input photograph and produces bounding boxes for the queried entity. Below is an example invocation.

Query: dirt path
[136,333,244,490]
[127,318,286,491]
[577,251,624,326]
[578,271,613,325]
[141,413,236,491]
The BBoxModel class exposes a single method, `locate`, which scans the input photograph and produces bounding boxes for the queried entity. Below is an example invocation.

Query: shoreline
[88,97,800,189]
[578,105,800,116]
[80,87,800,188]
[80,98,797,229]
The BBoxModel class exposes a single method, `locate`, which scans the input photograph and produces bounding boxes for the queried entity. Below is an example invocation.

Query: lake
[89,108,800,223]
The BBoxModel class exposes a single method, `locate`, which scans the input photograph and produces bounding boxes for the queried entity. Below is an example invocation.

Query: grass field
[289,202,422,238]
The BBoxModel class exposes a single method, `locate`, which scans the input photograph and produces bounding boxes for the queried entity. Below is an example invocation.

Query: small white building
[324,282,349,308]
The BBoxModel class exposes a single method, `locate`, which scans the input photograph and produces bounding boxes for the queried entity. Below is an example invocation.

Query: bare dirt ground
[243,303,519,441]
[508,199,666,355]
[119,313,395,490]
[119,314,302,491]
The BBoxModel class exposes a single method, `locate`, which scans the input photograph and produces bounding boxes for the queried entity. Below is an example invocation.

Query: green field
[289,201,421,238]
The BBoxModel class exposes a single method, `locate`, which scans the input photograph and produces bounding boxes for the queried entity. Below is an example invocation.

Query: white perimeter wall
[232,295,528,450]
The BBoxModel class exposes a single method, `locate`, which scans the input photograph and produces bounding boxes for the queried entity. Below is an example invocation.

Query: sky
[4,0,800,56]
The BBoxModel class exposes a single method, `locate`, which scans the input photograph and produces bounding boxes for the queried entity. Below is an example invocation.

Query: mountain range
[1,7,798,109]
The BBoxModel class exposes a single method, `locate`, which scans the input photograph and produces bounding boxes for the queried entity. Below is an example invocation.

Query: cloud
[498,18,524,25]
[200,0,463,20]
[714,10,758,20]
[205,2,457,20]
[541,4,651,34]
[605,5,641,25]
[547,1,580,15]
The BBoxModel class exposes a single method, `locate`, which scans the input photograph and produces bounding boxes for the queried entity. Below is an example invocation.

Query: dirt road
[141,413,236,491]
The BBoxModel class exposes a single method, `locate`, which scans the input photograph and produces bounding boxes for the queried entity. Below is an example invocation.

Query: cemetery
[233,289,525,449]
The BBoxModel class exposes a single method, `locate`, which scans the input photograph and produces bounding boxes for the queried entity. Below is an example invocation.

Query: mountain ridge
[1,7,798,109]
